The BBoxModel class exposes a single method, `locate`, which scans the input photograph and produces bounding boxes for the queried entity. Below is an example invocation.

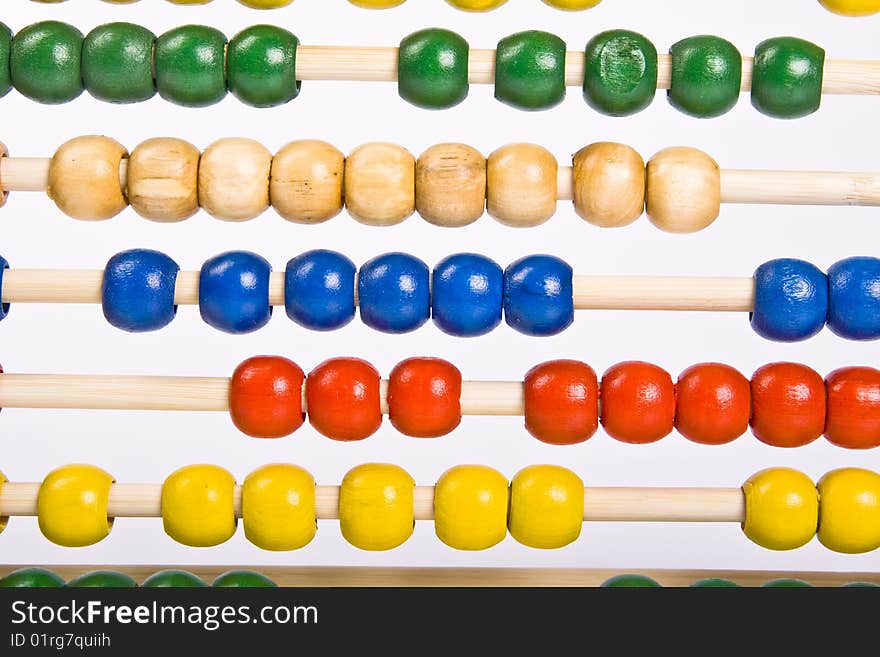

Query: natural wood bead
[0,142,8,208]
[572,142,645,228]
[271,140,344,224]
[345,143,415,226]
[47,136,128,221]
[487,143,557,227]
[415,143,486,227]
[646,147,721,234]
[199,138,272,222]
[127,138,200,223]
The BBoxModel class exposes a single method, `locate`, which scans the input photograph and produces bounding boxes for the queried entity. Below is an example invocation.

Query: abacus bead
[142,570,208,588]
[388,358,462,438]
[762,579,813,588]
[0,568,66,588]
[675,363,750,445]
[600,362,675,444]
[48,136,128,221]
[751,259,829,342]
[750,363,826,448]
[817,468,880,553]
[229,356,305,438]
[358,253,430,333]
[542,0,602,6]
[819,0,880,15]
[742,468,817,551]
[284,250,356,330]
[155,25,227,107]
[238,0,294,6]
[102,249,180,332]
[306,358,382,441]
[495,31,567,110]
[339,464,415,551]
[415,144,486,227]
[503,255,573,336]
[37,465,114,547]
[583,30,657,116]
[82,23,156,103]
[0,23,11,98]
[349,0,406,6]
[199,251,273,334]
[161,465,236,548]
[645,147,720,233]
[824,367,880,449]
[434,466,508,550]
[572,142,645,228]
[68,571,137,588]
[432,254,503,337]
[199,138,272,222]
[242,464,316,551]
[827,256,880,340]
[509,465,584,549]
[127,138,201,222]
[601,575,661,588]
[0,257,10,320]
[668,36,742,118]
[11,21,84,104]
[751,37,825,119]
[487,144,558,227]
[227,25,300,108]
[446,0,508,8]
[691,578,740,588]
[345,143,416,226]
[398,29,469,109]
[524,360,599,445]
[271,141,344,224]
[213,571,277,588]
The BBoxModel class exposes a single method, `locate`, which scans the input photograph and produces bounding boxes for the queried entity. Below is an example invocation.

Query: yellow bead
[542,0,601,8]
[818,468,880,554]
[242,465,316,551]
[818,0,880,16]
[339,464,414,551]
[237,0,293,7]
[348,0,406,7]
[0,471,8,535]
[742,468,817,551]
[509,465,583,549]
[445,0,508,10]
[37,465,114,547]
[162,465,236,548]
[434,466,508,550]
[166,0,213,4]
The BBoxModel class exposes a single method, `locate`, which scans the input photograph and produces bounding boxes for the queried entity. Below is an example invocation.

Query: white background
[0,0,878,575]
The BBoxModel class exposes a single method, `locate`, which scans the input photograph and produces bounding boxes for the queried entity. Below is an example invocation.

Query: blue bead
[102,249,179,333]
[432,253,503,337]
[199,251,272,334]
[751,258,828,342]
[358,253,430,334]
[0,255,9,321]
[503,255,573,336]
[284,250,356,331]
[827,256,880,340]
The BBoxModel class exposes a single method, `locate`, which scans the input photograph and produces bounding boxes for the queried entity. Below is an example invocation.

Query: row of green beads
[602,574,878,587]
[0,567,276,588]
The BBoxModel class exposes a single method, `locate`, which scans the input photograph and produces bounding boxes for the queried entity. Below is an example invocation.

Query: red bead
[306,358,382,441]
[675,363,750,445]
[229,356,304,439]
[600,361,675,444]
[387,358,462,438]
[524,360,599,445]
[825,366,880,449]
[750,362,825,448]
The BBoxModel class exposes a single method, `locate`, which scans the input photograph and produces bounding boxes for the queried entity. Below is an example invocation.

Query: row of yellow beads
[32,0,603,11]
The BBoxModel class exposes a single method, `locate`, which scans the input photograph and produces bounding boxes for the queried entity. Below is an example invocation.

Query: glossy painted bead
[824,367,880,449]
[68,571,137,588]
[817,468,880,553]
[742,468,817,551]
[691,578,740,587]
[306,358,382,441]
[601,575,661,588]
[238,0,294,6]
[0,23,11,98]
[213,571,277,587]
[199,251,272,334]
[358,253,430,334]
[675,363,750,445]
[750,362,826,448]
[509,465,583,549]
[227,25,300,108]
[600,362,675,444]
[0,568,65,588]
[495,31,567,110]
[388,358,462,438]
[668,35,742,118]
[431,254,503,337]
[284,250,356,331]
[763,579,813,588]
[229,357,305,438]
[446,0,508,8]
[161,465,236,547]
[751,259,828,342]
[0,256,9,321]
[503,255,573,336]
[82,23,156,103]
[524,360,599,445]
[349,0,406,6]
[434,466,508,550]
[752,37,824,119]
[142,570,208,588]
[398,29,469,109]
[583,30,657,116]
[11,21,84,104]
[155,25,227,107]
[38,465,114,547]
[339,464,415,551]
[102,249,180,333]
[543,0,602,7]
[827,256,880,340]
[242,464,316,551]
[819,0,880,15]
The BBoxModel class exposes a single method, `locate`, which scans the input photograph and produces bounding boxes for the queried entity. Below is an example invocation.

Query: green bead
[11,21,84,104]
[751,37,825,119]
[495,30,567,110]
[583,30,657,116]
[691,578,741,588]
[228,25,300,108]
[83,23,156,104]
[398,28,469,110]
[142,569,208,588]
[841,582,880,587]
[155,25,227,108]
[0,568,65,588]
[668,35,742,118]
[601,574,662,588]
[212,570,277,588]
[67,570,138,588]
[762,578,813,588]
[0,23,12,98]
